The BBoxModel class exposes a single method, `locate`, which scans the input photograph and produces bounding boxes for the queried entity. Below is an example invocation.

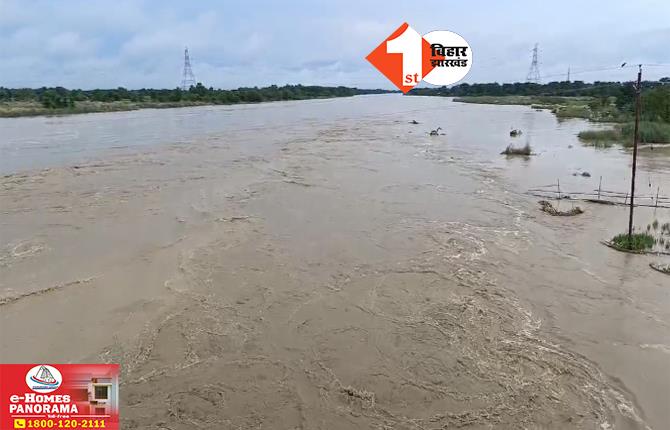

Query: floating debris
[510,129,523,137]
[341,385,375,408]
[409,120,419,124]
[215,215,253,222]
[429,127,442,136]
[0,277,96,306]
[539,200,584,216]
[585,199,617,205]
[650,262,670,275]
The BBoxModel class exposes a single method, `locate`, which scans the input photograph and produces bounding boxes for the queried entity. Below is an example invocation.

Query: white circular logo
[25,365,62,393]
[422,30,472,86]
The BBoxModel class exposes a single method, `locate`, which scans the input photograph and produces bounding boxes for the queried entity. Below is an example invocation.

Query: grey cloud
[1,0,669,89]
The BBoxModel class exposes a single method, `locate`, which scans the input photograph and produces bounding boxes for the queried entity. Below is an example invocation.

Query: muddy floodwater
[1,95,669,429]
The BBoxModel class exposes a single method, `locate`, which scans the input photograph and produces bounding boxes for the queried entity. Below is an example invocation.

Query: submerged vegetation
[610,233,656,251]
[578,121,670,146]
[622,121,670,144]
[538,200,584,216]
[450,95,623,122]
[0,84,393,117]
[501,143,532,156]
[609,220,670,252]
[577,129,621,145]
[651,262,670,274]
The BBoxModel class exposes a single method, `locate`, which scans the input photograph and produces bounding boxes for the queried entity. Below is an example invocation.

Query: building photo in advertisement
[0,364,119,429]
[1,1,669,429]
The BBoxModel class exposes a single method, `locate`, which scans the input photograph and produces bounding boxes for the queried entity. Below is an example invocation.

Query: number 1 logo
[386,26,422,86]
[366,23,437,93]
[367,23,472,92]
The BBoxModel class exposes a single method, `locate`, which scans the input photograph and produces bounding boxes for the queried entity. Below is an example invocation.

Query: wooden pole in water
[628,65,642,243]
[598,176,602,200]
[656,186,660,208]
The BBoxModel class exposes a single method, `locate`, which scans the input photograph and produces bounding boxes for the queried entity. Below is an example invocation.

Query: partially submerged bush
[539,200,583,216]
[621,121,670,145]
[611,233,656,251]
[578,122,670,147]
[501,143,532,156]
[555,105,590,119]
[578,128,622,143]
[651,263,670,274]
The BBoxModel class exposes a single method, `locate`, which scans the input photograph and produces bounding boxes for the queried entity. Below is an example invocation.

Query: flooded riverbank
[1,95,668,429]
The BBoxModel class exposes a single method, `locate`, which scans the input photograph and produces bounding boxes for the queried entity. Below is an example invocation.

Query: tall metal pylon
[181,47,196,91]
[526,43,541,83]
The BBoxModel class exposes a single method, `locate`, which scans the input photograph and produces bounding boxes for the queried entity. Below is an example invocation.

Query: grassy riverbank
[0,85,394,118]
[453,95,624,122]
[0,100,212,117]
[578,122,670,146]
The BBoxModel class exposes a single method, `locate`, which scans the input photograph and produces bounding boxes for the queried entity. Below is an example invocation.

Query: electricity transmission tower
[526,43,541,83]
[181,47,196,91]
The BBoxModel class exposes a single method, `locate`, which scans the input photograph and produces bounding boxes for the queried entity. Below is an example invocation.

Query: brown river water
[1,95,669,429]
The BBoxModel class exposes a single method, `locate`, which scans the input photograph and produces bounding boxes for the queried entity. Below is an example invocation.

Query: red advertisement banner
[0,365,119,430]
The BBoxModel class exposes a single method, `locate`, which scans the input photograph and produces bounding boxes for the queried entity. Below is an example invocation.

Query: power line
[540,64,670,81]
[540,65,633,80]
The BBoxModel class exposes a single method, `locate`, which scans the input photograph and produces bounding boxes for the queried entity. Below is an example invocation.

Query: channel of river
[1,94,668,429]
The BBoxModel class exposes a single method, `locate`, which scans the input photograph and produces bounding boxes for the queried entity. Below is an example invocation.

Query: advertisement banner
[0,365,119,430]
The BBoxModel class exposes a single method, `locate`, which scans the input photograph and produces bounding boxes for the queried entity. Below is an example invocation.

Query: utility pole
[567,67,570,82]
[627,64,642,244]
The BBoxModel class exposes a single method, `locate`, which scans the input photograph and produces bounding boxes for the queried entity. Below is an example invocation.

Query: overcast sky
[1,0,669,89]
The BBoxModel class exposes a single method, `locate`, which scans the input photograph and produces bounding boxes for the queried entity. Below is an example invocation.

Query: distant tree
[40,89,75,109]
[614,85,636,113]
[642,86,670,123]
[0,87,11,101]
[189,82,208,98]
[169,88,183,102]
[1,84,392,110]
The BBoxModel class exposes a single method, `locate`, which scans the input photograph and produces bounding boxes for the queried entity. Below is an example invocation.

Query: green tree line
[0,84,392,109]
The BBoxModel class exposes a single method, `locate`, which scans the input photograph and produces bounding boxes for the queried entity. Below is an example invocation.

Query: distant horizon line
[3,78,668,92]
[0,84,397,92]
